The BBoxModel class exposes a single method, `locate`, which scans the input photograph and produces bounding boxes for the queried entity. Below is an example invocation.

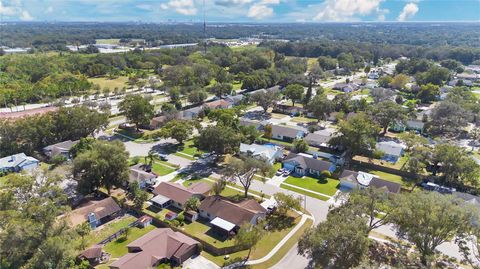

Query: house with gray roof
[240,143,283,164]
[271,125,306,142]
[376,141,405,163]
[339,170,401,194]
[43,140,79,159]
[282,153,336,177]
[225,95,244,106]
[0,153,39,173]
[182,106,203,120]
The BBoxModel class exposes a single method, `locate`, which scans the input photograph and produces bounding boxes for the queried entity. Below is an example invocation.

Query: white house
[239,143,283,164]
[0,153,39,173]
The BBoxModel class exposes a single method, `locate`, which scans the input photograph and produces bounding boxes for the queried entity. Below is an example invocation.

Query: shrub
[320,170,332,179]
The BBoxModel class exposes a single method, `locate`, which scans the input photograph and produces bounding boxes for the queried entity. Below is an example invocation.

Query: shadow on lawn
[265,214,295,231]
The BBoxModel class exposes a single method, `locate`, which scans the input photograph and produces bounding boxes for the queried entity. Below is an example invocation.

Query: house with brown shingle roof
[199,196,266,234]
[109,228,200,269]
[151,182,211,210]
[128,163,157,188]
[67,197,121,228]
[204,99,232,110]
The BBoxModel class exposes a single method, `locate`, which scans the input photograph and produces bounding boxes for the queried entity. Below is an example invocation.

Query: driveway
[183,255,219,269]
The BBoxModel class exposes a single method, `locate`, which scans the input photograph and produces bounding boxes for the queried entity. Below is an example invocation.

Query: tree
[263,124,272,140]
[184,197,201,211]
[304,63,323,104]
[416,66,450,86]
[392,191,474,266]
[0,173,76,269]
[187,90,208,104]
[119,94,154,131]
[76,222,92,250]
[378,75,393,88]
[235,223,265,261]
[432,144,480,187]
[150,120,193,144]
[211,179,226,196]
[307,94,333,123]
[370,87,394,103]
[337,187,395,233]
[329,113,380,163]
[251,91,281,113]
[284,84,304,107]
[223,156,273,198]
[369,101,407,134]
[293,138,309,153]
[127,182,149,210]
[197,125,242,154]
[69,137,96,158]
[397,131,428,151]
[210,83,233,97]
[428,101,470,136]
[73,140,129,195]
[168,87,181,103]
[274,193,302,216]
[389,74,409,90]
[416,83,439,103]
[298,211,370,269]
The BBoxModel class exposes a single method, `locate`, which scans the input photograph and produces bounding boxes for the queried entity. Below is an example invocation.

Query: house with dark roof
[182,106,203,120]
[78,245,106,266]
[454,192,480,209]
[225,95,244,106]
[282,153,336,177]
[199,196,266,234]
[43,140,79,159]
[239,118,264,130]
[304,132,333,148]
[128,163,157,188]
[333,83,359,93]
[0,153,39,173]
[67,197,122,228]
[339,170,401,194]
[271,125,306,142]
[151,182,211,210]
[109,228,200,269]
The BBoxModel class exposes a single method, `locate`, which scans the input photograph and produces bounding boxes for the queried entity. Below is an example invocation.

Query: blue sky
[1,0,479,22]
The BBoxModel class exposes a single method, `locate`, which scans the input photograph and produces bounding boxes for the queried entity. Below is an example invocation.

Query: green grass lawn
[284,176,339,197]
[103,225,157,258]
[178,139,204,157]
[273,162,282,171]
[182,219,236,248]
[82,216,137,249]
[290,116,317,123]
[280,184,329,201]
[88,76,129,91]
[151,161,176,176]
[173,152,196,161]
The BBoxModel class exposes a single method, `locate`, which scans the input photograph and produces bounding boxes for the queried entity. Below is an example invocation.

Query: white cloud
[313,0,384,22]
[246,0,280,20]
[397,2,418,21]
[19,10,33,21]
[0,0,16,16]
[160,0,197,15]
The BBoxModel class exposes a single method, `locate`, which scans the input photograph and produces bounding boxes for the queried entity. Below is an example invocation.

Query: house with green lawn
[282,153,336,177]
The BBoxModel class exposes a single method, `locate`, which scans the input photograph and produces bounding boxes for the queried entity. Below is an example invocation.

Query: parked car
[158,154,168,161]
[146,185,155,192]
[283,170,291,177]
[275,168,284,176]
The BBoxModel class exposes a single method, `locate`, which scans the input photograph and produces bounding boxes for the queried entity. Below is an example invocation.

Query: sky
[0,0,479,23]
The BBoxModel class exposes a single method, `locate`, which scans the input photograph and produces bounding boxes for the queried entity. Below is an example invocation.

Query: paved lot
[183,255,219,269]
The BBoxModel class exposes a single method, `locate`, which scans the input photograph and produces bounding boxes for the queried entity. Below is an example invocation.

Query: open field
[88,76,129,91]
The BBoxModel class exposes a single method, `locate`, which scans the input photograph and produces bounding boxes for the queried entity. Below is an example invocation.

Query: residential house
[282,153,336,177]
[454,192,480,209]
[0,153,39,173]
[304,132,334,149]
[333,83,359,93]
[150,111,182,129]
[199,196,266,234]
[456,72,478,82]
[67,197,121,228]
[271,125,306,142]
[368,70,380,79]
[272,104,307,116]
[225,95,244,106]
[129,163,157,188]
[204,99,232,110]
[151,182,211,209]
[448,79,473,87]
[339,170,401,194]
[239,143,283,164]
[390,120,425,133]
[182,106,203,120]
[239,118,264,130]
[78,245,106,266]
[109,228,200,269]
[376,141,405,163]
[43,140,79,159]
[465,65,480,74]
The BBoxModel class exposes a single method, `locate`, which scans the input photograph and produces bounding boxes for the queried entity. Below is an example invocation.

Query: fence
[97,217,139,245]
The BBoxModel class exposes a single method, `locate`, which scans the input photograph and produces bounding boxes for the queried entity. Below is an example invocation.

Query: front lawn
[178,139,203,157]
[280,184,329,201]
[151,161,176,176]
[284,176,339,197]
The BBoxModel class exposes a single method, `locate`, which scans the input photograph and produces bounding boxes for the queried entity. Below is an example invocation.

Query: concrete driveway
[183,255,219,269]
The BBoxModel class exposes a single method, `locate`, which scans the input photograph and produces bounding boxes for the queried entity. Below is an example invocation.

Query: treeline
[261,40,480,65]
[2,22,480,50]
[0,106,108,157]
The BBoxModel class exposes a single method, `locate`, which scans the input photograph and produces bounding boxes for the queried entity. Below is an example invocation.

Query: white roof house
[239,143,283,164]
[376,141,405,157]
[0,153,39,173]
